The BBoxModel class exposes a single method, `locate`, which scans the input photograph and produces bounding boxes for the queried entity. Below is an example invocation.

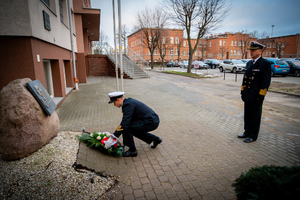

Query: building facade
[0,0,100,105]
[258,34,300,58]
[127,29,258,63]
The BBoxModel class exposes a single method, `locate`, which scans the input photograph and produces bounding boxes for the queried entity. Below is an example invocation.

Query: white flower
[90,133,93,137]
[97,136,101,140]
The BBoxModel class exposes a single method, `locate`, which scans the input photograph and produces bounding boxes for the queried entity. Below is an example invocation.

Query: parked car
[266,58,290,76]
[192,61,208,69]
[286,60,300,77]
[204,59,221,69]
[181,61,189,68]
[219,59,246,73]
[241,59,251,63]
[166,62,175,67]
[173,62,181,67]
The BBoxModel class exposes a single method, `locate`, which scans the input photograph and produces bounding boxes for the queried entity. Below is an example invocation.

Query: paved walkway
[57,71,300,200]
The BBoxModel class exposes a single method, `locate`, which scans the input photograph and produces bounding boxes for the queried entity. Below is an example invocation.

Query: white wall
[0,0,77,52]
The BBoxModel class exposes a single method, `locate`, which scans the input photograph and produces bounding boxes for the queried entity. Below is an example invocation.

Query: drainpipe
[68,0,78,90]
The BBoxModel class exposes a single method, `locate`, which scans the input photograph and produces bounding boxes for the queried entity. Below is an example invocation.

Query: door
[43,60,54,98]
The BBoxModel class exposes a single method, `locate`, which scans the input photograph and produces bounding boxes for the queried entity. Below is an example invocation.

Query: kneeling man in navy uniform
[238,41,271,143]
[105,92,162,157]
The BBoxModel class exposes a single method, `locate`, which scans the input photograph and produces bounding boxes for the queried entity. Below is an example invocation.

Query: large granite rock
[0,78,60,161]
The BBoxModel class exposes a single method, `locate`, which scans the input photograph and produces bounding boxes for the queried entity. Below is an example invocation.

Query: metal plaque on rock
[26,80,56,116]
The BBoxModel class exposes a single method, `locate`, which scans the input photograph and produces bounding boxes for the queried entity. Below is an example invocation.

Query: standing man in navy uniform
[105,92,162,157]
[237,41,271,143]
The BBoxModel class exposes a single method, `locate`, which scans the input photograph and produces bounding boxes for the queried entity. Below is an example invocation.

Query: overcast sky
[91,0,300,46]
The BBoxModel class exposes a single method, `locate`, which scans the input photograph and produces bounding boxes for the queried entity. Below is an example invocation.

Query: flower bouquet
[78,130,124,157]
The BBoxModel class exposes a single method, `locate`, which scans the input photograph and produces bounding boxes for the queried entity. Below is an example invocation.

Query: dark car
[166,62,175,67]
[286,60,300,77]
[266,58,290,77]
[204,59,221,69]
[173,62,181,67]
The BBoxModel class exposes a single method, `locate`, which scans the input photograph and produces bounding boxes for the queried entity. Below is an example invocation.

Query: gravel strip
[0,131,117,199]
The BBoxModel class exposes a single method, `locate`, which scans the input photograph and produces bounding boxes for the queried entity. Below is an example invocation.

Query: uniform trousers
[244,101,263,140]
[122,120,159,152]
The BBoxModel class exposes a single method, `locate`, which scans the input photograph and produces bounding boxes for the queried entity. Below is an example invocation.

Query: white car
[181,61,189,68]
[192,61,208,69]
[219,60,246,73]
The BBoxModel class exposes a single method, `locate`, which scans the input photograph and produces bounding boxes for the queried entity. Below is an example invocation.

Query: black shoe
[244,138,255,143]
[237,134,248,138]
[123,150,137,157]
[151,137,162,149]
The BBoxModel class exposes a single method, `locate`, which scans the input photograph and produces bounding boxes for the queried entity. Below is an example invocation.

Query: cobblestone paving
[57,71,300,200]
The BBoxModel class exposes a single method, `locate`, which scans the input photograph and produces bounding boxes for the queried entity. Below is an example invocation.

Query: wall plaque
[26,80,56,116]
[43,10,51,31]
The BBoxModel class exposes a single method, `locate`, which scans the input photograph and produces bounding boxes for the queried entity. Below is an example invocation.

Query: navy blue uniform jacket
[241,57,271,102]
[114,98,159,137]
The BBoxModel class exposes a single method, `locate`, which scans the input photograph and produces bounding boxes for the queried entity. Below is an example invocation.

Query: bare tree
[92,31,108,54]
[117,25,129,54]
[175,37,184,62]
[157,30,169,67]
[237,31,255,59]
[166,0,229,73]
[275,41,288,58]
[219,46,227,60]
[136,7,168,69]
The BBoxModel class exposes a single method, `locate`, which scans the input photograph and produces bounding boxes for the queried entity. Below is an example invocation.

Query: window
[235,41,237,46]
[219,40,222,46]
[273,43,276,48]
[203,51,205,56]
[234,50,236,55]
[209,42,211,47]
[183,40,186,47]
[183,50,186,56]
[175,37,179,44]
[199,41,202,47]
[239,41,241,46]
[238,50,241,55]
[231,50,233,55]
[175,48,178,55]
[154,49,157,55]
[170,48,174,55]
[162,37,166,44]
[170,37,174,44]
[42,0,57,15]
[163,48,166,54]
[195,51,198,56]
[223,41,225,46]
[231,41,233,46]
[281,42,285,47]
[281,50,284,55]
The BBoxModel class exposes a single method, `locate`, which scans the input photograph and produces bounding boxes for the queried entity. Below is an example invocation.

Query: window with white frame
[175,48,178,55]
[209,41,211,47]
[219,40,222,46]
[183,50,186,56]
[234,50,236,55]
[183,40,186,47]
[223,41,225,46]
[231,41,233,46]
[235,41,237,46]
[175,37,179,44]
[162,37,166,44]
[170,37,174,44]
[195,51,198,56]
[231,50,233,55]
[170,48,174,55]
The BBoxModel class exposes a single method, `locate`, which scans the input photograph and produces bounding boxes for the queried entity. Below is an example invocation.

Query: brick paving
[57,71,300,200]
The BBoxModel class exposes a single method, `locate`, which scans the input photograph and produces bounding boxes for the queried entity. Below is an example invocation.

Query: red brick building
[258,34,300,58]
[127,29,259,63]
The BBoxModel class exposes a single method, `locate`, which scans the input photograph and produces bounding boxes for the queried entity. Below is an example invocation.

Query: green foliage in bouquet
[232,165,300,199]
[78,132,124,157]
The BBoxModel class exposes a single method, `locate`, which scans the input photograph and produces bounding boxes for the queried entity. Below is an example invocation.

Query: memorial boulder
[0,78,60,161]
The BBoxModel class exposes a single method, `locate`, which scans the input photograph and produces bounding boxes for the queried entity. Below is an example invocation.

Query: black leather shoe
[123,150,137,157]
[244,138,255,143]
[237,134,248,138]
[151,137,162,149]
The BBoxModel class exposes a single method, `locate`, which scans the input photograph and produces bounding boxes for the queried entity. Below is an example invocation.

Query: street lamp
[271,25,275,37]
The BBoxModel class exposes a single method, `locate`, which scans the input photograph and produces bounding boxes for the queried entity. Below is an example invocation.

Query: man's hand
[105,137,114,149]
